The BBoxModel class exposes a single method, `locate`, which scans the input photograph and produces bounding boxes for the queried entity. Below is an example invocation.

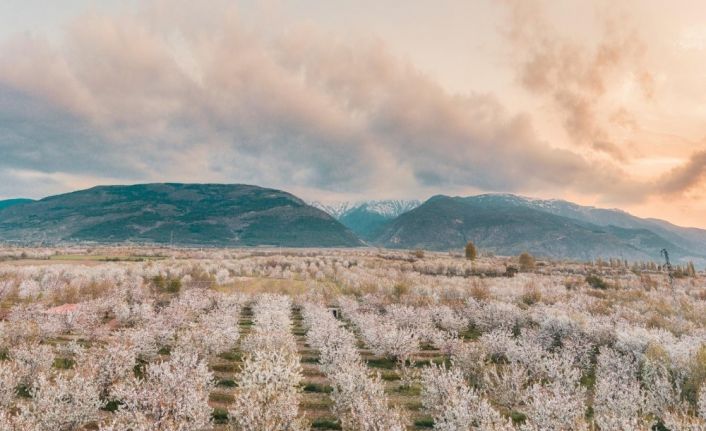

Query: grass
[217,379,237,388]
[219,277,310,295]
[403,400,424,411]
[52,357,75,369]
[580,368,596,389]
[311,418,342,429]
[218,351,241,361]
[392,384,421,396]
[17,384,32,398]
[212,408,229,424]
[413,357,451,368]
[366,357,396,369]
[49,254,164,262]
[102,400,123,412]
[510,411,527,424]
[133,359,147,379]
[209,392,235,404]
[414,417,434,428]
[585,274,609,290]
[302,383,333,393]
[380,371,401,381]
[212,363,238,373]
[301,399,334,409]
[460,325,482,340]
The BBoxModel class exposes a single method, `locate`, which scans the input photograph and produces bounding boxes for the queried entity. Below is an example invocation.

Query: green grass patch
[133,360,147,379]
[366,358,396,369]
[414,418,434,428]
[219,351,241,361]
[303,383,333,393]
[510,411,527,424]
[102,400,123,412]
[413,357,450,368]
[311,418,342,429]
[585,274,609,290]
[17,384,31,398]
[52,357,75,369]
[212,408,229,424]
[217,379,237,388]
[380,371,401,381]
[580,369,596,389]
[460,325,481,340]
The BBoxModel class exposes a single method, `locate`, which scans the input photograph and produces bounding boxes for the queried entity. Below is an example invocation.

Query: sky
[1,0,706,227]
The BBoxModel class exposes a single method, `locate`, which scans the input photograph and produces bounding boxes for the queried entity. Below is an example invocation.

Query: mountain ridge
[373,194,705,264]
[0,183,362,247]
[1,186,704,263]
[466,193,706,257]
[0,198,34,210]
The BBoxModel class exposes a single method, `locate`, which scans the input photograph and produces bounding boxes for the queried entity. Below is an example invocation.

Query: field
[0,246,705,430]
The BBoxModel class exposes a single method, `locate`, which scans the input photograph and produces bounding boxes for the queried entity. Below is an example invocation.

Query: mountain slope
[0,183,362,247]
[312,200,420,240]
[375,195,698,262]
[478,194,706,258]
[0,199,33,210]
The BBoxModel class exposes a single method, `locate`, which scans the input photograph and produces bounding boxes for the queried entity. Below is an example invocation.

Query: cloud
[658,149,706,195]
[0,1,653,202]
[500,0,654,162]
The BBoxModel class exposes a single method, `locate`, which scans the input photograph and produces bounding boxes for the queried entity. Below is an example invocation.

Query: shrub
[520,283,541,306]
[585,274,609,290]
[151,275,181,294]
[212,408,228,424]
[504,266,518,277]
[682,344,706,406]
[465,241,477,261]
[518,252,535,271]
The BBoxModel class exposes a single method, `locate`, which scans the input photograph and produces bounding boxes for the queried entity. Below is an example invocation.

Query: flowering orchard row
[0,246,704,430]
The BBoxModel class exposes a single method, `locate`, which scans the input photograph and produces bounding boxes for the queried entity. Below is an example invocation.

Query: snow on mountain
[310,200,421,220]
[309,201,357,219]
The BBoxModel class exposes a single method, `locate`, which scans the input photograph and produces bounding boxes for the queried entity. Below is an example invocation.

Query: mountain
[477,194,706,258]
[0,184,362,247]
[0,199,33,210]
[375,194,702,263]
[311,200,420,241]
[500,196,706,255]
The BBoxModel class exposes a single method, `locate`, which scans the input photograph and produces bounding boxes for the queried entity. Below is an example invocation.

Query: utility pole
[660,248,676,306]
